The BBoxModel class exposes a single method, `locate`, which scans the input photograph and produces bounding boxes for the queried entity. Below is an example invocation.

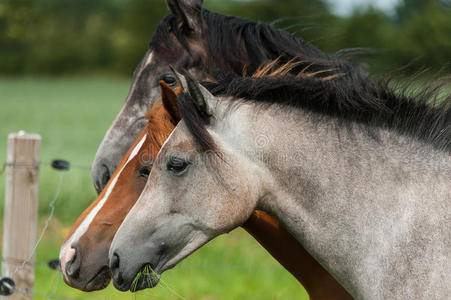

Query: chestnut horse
[60,81,351,299]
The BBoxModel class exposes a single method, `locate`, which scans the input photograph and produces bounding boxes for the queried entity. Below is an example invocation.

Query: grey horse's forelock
[176,92,217,153]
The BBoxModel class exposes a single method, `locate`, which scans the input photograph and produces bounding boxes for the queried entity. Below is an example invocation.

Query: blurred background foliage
[0,0,450,76]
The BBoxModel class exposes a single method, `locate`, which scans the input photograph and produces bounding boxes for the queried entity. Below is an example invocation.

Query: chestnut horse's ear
[159,81,181,123]
[166,0,203,31]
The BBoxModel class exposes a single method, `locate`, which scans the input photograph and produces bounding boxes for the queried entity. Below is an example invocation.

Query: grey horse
[109,71,450,299]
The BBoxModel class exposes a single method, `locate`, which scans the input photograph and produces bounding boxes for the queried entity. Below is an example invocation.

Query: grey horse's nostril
[110,252,125,285]
[95,180,102,194]
[111,252,120,270]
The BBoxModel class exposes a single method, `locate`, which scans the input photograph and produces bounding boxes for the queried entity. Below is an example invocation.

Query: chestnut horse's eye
[139,167,151,179]
[162,74,177,86]
[167,157,189,175]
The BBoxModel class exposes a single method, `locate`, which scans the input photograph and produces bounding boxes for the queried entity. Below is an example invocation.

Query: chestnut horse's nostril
[66,245,81,280]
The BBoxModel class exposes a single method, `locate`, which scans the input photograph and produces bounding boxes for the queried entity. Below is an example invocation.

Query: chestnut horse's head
[59,82,181,291]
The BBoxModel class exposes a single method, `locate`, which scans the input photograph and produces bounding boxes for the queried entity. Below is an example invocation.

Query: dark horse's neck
[153,9,369,83]
[201,10,326,73]
[199,10,363,79]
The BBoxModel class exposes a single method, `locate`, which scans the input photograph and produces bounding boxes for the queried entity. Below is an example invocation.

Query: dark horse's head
[91,0,363,194]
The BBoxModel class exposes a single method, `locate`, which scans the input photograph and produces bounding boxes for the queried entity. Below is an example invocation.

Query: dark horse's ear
[166,0,204,31]
[159,81,181,123]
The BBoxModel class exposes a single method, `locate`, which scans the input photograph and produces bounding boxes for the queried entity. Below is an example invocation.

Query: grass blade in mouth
[131,264,160,292]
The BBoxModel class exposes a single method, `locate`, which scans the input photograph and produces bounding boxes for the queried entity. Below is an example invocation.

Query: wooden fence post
[2,131,41,300]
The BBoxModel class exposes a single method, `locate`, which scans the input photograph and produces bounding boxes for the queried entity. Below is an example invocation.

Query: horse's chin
[85,267,112,291]
[62,266,111,292]
[126,254,183,292]
[129,275,160,292]
[129,264,161,292]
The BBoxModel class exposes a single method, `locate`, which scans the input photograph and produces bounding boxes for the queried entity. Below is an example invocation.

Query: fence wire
[13,172,64,276]
[0,159,84,299]
[0,160,92,176]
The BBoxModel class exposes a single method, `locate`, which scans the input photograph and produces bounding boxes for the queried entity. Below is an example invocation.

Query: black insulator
[0,277,15,296]
[48,259,61,270]
[51,160,70,171]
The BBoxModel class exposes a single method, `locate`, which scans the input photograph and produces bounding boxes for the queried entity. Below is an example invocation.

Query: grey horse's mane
[177,62,451,153]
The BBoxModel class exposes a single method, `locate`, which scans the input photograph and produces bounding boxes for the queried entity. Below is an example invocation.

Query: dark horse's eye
[162,74,177,86]
[139,167,151,179]
[167,157,189,175]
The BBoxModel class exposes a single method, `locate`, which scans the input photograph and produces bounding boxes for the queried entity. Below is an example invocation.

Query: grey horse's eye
[167,157,189,175]
[161,74,177,86]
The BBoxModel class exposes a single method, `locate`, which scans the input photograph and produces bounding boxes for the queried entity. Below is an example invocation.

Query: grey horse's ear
[166,0,204,31]
[170,67,213,118]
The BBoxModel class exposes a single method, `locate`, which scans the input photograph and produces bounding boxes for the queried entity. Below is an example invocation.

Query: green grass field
[0,77,308,300]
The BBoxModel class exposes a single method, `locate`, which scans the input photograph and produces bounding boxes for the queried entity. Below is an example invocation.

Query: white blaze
[59,134,147,263]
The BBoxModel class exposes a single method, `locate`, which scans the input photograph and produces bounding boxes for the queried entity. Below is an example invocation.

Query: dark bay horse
[109,70,450,298]
[60,80,351,299]
[92,0,367,193]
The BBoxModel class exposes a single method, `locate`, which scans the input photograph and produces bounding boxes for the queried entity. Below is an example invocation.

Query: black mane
[151,9,366,80]
[180,72,450,152]
[199,10,338,76]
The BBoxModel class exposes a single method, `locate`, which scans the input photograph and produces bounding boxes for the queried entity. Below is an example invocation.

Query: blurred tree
[333,7,396,72]
[332,0,450,73]
[0,0,449,76]
[0,0,120,74]
[394,0,451,22]
[0,0,37,74]
[391,2,451,72]
[338,7,393,49]
[395,0,432,22]
[112,0,167,74]
[27,0,118,73]
[208,0,334,45]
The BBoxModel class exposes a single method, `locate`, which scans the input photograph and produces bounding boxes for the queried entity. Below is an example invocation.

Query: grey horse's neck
[228,104,451,299]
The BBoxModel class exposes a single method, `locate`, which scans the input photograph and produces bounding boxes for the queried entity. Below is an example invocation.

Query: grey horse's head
[108,73,265,292]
